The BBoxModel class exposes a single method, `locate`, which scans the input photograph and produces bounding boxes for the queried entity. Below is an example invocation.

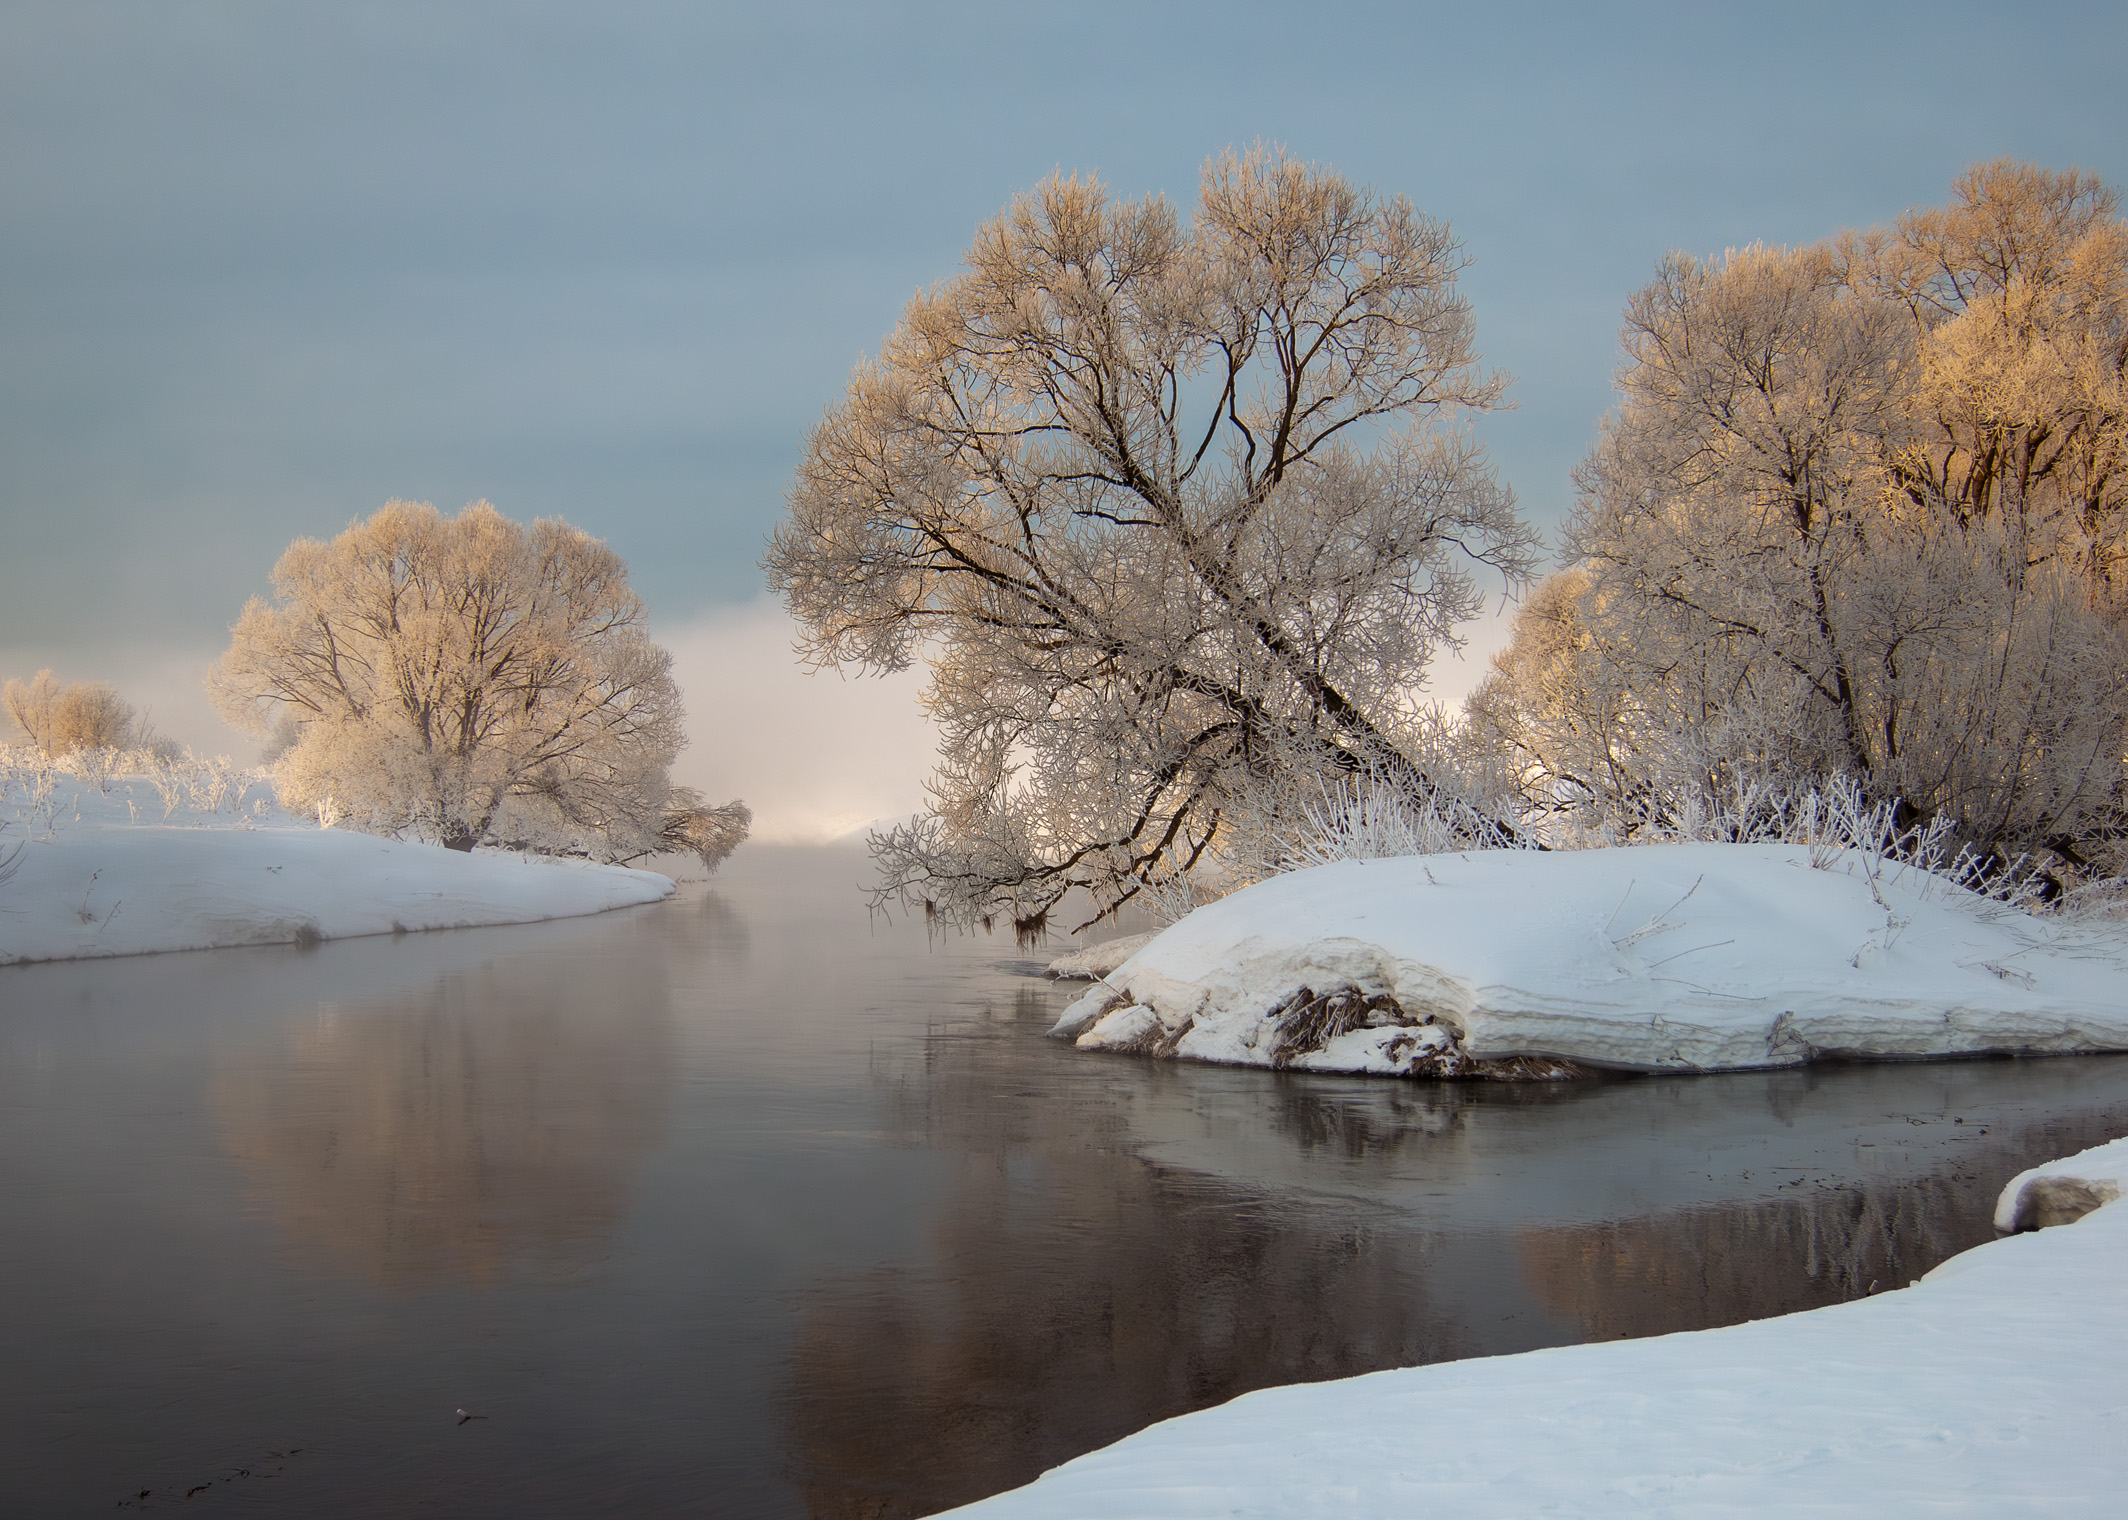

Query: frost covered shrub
[1271,761,2074,913]
[0,742,269,823]
[209,500,748,869]
[0,742,67,840]
[1110,718,1528,923]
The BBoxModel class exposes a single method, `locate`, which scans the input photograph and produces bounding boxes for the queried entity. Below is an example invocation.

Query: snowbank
[1053,843,2128,1076]
[939,1136,2128,1518]
[1046,931,1157,980]
[0,765,673,965]
[1995,1134,2128,1233]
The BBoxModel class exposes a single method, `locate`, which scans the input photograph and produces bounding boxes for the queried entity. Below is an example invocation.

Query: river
[4,844,2127,1517]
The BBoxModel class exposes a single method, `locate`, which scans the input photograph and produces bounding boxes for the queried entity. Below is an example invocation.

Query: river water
[5,844,2128,1518]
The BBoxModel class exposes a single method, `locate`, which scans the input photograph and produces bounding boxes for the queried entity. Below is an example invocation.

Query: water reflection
[7,850,2128,1520]
[781,1002,1527,1518]
[1517,1103,2128,1342]
[780,999,2128,1519]
[211,909,711,1285]
[783,1149,1469,1520]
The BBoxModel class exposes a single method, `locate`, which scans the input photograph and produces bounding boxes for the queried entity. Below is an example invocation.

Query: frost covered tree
[1473,162,2128,875]
[1853,161,2128,596]
[3,670,137,754]
[210,500,749,868]
[767,147,1537,929]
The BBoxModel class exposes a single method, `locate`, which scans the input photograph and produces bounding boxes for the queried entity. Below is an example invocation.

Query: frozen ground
[1054,843,2128,1076]
[941,1135,2128,1518]
[0,754,673,965]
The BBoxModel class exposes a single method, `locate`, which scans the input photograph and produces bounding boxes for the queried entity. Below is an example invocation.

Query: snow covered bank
[1053,843,2128,1076]
[1995,1134,2128,1233]
[1046,931,1157,981]
[1,761,673,965]
[940,1136,2128,1518]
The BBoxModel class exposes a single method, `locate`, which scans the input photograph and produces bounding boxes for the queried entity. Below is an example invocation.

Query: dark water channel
[5,845,2128,1518]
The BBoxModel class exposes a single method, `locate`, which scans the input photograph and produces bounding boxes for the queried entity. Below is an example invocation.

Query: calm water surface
[5,844,2128,1518]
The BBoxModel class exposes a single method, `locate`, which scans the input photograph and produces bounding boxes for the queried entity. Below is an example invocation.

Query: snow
[939,1135,2128,1518]
[1054,842,2128,1075]
[1995,1134,2128,1233]
[0,761,674,965]
[1046,930,1157,980]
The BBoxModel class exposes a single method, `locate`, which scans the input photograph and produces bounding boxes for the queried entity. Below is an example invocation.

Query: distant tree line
[140,154,2126,904]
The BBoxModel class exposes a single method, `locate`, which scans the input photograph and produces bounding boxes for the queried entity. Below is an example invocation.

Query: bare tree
[1480,164,2128,875]
[211,499,748,868]
[768,147,1536,930]
[3,670,62,752]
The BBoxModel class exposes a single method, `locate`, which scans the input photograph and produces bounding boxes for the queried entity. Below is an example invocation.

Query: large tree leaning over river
[767,147,1536,931]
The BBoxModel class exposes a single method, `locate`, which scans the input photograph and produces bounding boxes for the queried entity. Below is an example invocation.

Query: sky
[4,0,2125,838]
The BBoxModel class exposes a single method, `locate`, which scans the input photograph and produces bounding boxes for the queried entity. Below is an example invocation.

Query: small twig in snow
[1614,875,1704,951]
[1602,880,1637,939]
[1644,938,1735,970]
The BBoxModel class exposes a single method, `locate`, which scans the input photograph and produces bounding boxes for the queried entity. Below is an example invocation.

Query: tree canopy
[1472,161,2128,879]
[768,147,1535,929]
[3,670,137,755]
[212,499,748,868]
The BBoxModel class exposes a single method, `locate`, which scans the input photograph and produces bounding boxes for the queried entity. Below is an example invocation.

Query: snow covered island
[1052,843,2128,1076]
[0,757,673,967]
[937,1135,2128,1517]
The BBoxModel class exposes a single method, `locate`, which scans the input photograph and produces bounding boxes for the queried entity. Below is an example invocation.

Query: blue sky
[3,0,2125,781]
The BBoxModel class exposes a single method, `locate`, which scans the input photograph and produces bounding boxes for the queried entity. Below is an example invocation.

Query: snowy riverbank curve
[0,762,674,965]
[1051,843,2128,1076]
[934,1136,2128,1518]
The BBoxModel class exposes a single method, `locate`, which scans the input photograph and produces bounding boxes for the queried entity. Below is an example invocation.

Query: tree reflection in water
[12,856,2128,1520]
[781,994,2128,1520]
[780,989,1490,1519]
[783,1154,1469,1520]
[1518,1104,2128,1342]
[209,901,732,1286]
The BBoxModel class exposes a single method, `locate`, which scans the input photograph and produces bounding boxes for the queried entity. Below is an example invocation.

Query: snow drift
[1052,842,2128,1076]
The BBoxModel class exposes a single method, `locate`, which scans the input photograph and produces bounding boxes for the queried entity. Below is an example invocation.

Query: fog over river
[5,845,2127,1518]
